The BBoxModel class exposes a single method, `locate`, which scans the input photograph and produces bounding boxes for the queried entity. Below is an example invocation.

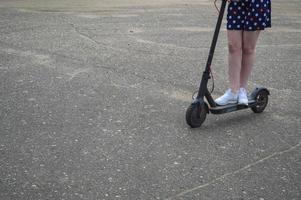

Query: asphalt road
[0,0,300,199]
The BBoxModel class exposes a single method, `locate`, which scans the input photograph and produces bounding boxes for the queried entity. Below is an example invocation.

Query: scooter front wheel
[186,103,207,128]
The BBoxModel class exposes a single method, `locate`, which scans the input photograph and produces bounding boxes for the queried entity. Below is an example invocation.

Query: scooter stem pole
[196,0,227,99]
[205,0,227,72]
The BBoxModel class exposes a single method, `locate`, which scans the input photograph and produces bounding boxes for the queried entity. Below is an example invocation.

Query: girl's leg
[240,30,261,89]
[227,30,243,93]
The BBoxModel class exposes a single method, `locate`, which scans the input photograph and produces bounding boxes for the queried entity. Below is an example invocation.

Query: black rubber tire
[251,90,269,113]
[186,104,207,128]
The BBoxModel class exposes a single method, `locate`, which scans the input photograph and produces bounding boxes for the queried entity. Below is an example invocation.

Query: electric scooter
[186,0,270,128]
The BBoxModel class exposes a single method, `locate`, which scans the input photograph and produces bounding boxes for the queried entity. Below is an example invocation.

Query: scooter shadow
[190,111,269,133]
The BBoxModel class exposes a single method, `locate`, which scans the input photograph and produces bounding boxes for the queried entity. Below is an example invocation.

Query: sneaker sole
[238,101,248,106]
[216,100,237,106]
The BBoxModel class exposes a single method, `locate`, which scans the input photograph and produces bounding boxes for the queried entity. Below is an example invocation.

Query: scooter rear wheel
[251,90,269,113]
[186,104,207,128]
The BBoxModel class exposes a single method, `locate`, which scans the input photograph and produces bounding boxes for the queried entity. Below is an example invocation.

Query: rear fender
[250,87,270,100]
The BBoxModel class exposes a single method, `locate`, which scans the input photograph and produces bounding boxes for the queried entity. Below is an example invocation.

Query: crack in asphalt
[70,23,204,58]
[70,23,130,54]
[165,141,301,199]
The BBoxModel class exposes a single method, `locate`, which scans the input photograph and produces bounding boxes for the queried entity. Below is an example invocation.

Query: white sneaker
[238,87,248,105]
[215,89,238,106]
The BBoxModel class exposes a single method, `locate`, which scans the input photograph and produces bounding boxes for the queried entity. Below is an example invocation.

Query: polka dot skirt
[227,0,271,31]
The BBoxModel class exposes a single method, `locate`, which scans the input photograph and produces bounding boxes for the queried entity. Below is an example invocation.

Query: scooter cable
[191,1,222,100]
[209,67,215,94]
[191,69,215,100]
[210,0,222,94]
[214,0,220,13]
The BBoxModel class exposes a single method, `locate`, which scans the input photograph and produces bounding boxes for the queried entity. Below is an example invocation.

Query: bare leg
[240,30,261,89]
[227,30,243,93]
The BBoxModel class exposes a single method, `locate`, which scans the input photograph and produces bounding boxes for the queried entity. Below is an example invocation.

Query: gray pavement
[0,0,300,199]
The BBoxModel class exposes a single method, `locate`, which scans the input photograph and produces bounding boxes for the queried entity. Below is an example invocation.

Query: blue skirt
[227,0,271,31]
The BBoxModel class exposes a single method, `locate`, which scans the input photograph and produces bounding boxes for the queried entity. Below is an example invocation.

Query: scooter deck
[210,99,256,114]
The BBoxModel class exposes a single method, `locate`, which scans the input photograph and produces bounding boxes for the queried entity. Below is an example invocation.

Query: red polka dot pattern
[227,0,271,31]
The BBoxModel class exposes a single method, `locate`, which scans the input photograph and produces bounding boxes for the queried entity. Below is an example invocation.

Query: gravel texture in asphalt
[0,0,300,199]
